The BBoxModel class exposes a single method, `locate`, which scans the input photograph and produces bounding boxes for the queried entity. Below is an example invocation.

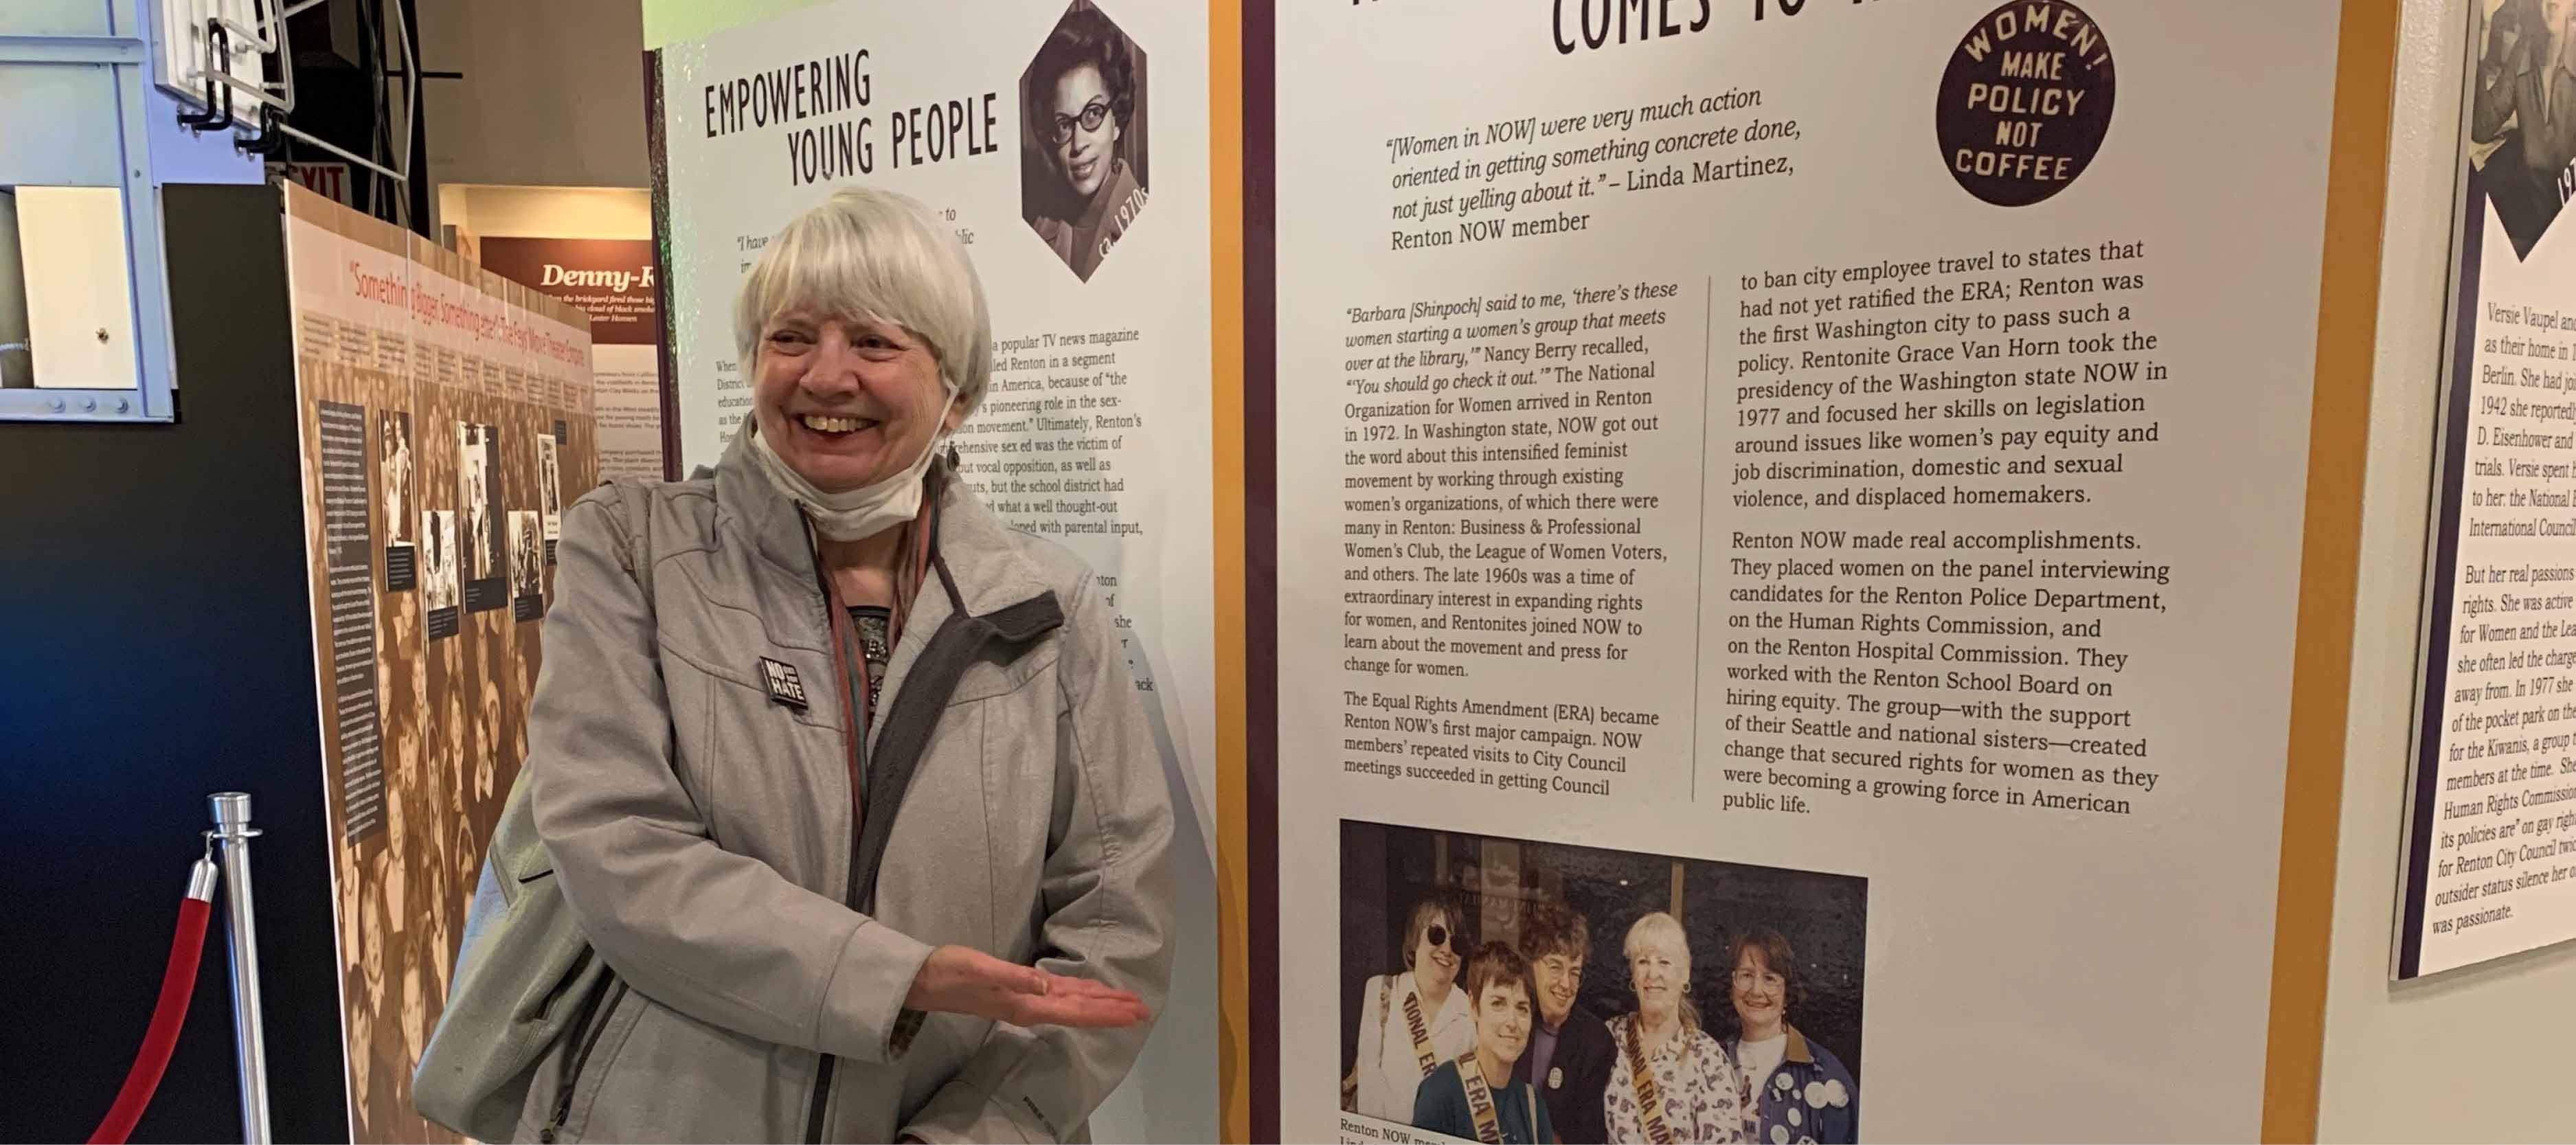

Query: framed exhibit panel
[2397,0,2576,982]
[280,183,599,1142]
[1241,0,2397,1140]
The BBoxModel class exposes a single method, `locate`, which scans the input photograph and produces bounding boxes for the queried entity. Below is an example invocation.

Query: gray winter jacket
[513,430,1175,1143]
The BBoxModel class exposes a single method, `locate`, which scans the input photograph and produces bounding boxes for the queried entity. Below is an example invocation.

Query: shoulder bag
[411,480,657,1142]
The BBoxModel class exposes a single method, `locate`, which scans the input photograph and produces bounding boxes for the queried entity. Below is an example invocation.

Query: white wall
[418,0,648,190]
[437,184,651,241]
[2318,0,2576,1137]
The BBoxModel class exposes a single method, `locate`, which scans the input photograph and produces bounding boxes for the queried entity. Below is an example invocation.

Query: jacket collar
[1728,1023,1815,1067]
[925,461,1056,624]
[714,427,1054,625]
[1784,1024,1814,1066]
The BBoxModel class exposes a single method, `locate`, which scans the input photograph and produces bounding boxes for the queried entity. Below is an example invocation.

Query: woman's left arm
[901,569,1178,1143]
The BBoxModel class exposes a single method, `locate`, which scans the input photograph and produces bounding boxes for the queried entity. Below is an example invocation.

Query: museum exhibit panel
[12,0,2576,1142]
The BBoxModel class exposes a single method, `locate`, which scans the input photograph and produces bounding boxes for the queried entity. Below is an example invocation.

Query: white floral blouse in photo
[1603,1014,1746,1144]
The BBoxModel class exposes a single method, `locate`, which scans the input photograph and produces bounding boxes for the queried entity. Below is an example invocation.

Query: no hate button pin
[1935,0,2116,207]
[760,657,809,710]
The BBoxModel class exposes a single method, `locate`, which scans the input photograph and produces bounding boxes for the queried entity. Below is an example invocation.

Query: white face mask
[749,383,959,541]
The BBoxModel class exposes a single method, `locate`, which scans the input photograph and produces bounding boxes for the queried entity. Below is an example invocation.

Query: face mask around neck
[751,384,959,542]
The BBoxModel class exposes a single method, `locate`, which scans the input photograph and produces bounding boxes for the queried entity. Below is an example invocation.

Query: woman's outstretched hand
[904,945,1150,1028]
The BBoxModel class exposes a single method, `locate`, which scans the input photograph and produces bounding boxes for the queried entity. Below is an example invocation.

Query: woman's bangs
[762,228,906,339]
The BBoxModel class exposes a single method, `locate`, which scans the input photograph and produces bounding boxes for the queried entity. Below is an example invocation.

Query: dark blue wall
[0,183,350,1143]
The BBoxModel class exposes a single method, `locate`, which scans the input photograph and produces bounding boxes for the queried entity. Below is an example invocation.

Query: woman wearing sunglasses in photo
[1348,893,1476,1124]
[1026,3,1148,281]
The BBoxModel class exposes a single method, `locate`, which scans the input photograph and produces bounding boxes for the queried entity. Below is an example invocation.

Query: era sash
[1402,988,1438,1077]
[1456,1055,1505,1145]
[1623,1020,1678,1145]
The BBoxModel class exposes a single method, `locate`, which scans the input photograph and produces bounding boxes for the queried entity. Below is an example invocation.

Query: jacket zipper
[792,563,1063,1144]
[798,507,872,1145]
[538,979,630,1143]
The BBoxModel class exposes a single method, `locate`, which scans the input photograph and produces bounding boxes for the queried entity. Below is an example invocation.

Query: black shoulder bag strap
[846,549,1063,914]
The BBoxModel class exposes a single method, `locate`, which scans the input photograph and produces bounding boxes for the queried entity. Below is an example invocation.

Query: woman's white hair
[732,186,994,411]
[1625,911,1702,1030]
[1623,911,1691,968]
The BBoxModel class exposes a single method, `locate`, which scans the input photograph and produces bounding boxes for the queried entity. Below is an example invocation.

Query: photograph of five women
[1340,820,1866,1144]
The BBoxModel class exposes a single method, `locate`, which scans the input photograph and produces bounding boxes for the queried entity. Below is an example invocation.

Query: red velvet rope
[88,895,213,1145]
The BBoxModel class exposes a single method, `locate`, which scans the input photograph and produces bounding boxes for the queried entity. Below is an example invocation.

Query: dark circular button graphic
[1936,1,2116,207]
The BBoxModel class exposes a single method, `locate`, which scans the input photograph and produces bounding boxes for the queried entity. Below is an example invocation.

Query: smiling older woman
[1606,912,1744,1144]
[509,186,1175,1143]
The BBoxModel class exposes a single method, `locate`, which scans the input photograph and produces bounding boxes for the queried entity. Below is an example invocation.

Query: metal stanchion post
[209,793,272,1145]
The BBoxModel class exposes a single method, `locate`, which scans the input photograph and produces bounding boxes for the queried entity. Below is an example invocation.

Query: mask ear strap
[926,385,963,451]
